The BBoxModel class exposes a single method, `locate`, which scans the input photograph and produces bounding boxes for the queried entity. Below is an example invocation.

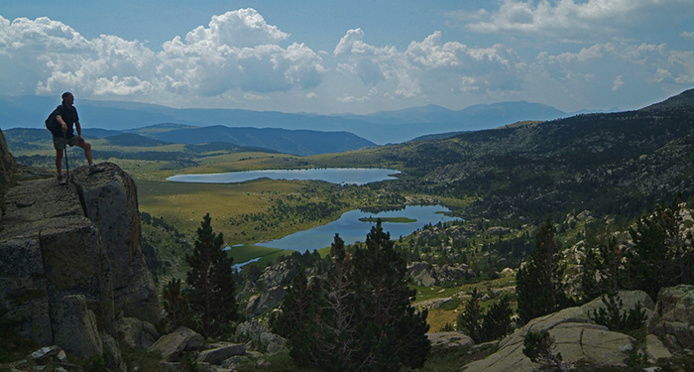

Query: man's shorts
[53,135,82,150]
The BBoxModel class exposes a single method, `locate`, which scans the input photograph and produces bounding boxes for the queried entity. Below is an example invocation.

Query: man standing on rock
[50,92,102,184]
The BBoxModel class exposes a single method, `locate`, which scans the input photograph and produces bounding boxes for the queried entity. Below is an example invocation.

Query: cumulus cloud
[0,9,324,101]
[456,0,691,41]
[333,29,522,101]
[0,6,692,114]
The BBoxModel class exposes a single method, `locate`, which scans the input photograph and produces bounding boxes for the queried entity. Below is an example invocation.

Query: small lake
[252,205,459,253]
[167,168,400,185]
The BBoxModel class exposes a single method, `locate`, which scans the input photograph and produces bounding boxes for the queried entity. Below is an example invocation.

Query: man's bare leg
[55,149,63,173]
[75,140,93,165]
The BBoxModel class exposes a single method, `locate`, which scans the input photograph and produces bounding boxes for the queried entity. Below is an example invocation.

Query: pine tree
[186,213,237,336]
[161,278,192,333]
[482,295,513,341]
[626,197,692,299]
[580,237,624,302]
[457,288,483,343]
[319,234,359,369]
[523,330,569,372]
[274,222,431,371]
[351,220,430,371]
[272,269,325,368]
[516,221,571,324]
[274,235,360,371]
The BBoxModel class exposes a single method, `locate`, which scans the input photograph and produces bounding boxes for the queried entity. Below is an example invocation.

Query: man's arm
[75,121,82,137]
[56,115,68,133]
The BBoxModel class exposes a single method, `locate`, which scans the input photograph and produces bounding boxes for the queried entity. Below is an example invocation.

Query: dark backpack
[46,108,58,132]
[45,107,58,132]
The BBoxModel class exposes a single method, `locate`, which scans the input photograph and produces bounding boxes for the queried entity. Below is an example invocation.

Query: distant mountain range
[330,88,694,221]
[0,95,580,144]
[3,124,377,157]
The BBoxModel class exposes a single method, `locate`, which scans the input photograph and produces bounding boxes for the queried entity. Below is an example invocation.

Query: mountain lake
[168,168,460,257]
[250,205,460,253]
[167,168,401,185]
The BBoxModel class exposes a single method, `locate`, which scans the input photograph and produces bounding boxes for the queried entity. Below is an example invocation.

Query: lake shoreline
[167,167,401,185]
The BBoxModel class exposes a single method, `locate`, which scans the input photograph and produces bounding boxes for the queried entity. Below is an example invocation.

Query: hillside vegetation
[317,88,694,223]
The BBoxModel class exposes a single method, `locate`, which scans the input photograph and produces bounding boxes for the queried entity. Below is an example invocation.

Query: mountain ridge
[1,96,580,144]
[323,88,694,221]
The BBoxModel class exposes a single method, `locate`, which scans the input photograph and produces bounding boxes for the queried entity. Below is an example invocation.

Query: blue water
[167,168,400,185]
[254,205,459,253]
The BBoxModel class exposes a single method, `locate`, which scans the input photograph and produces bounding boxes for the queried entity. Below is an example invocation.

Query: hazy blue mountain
[5,124,376,156]
[342,101,566,125]
[104,133,171,147]
[1,96,573,144]
[131,125,376,156]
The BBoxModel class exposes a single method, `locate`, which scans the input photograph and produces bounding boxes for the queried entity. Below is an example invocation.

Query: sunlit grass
[136,178,305,240]
[413,275,517,332]
[227,244,286,264]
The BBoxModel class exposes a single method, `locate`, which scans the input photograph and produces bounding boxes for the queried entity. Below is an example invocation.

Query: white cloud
[0,5,692,114]
[666,50,694,84]
[523,40,694,109]
[333,29,522,102]
[460,0,690,41]
[0,10,324,101]
[185,9,289,48]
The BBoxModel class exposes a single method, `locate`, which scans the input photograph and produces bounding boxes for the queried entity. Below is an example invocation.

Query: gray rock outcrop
[408,261,474,286]
[427,331,474,348]
[0,129,15,184]
[0,144,160,363]
[149,326,205,362]
[648,284,694,349]
[197,342,246,364]
[246,286,287,317]
[463,290,654,371]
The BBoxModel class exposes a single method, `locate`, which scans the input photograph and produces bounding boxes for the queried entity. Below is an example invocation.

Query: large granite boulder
[0,161,160,360]
[197,342,246,364]
[427,332,474,348]
[1,176,114,347]
[463,290,654,372]
[72,163,160,324]
[648,284,694,349]
[0,129,15,184]
[52,294,103,359]
[408,261,474,286]
[149,327,205,362]
[245,286,286,317]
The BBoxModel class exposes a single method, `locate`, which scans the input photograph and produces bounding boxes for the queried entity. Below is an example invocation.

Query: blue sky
[1,0,693,114]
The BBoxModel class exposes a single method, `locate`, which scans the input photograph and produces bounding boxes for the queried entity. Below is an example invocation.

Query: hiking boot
[57,173,66,185]
[89,165,104,175]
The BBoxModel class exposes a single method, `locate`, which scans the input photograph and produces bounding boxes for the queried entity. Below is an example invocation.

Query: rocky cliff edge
[0,128,160,362]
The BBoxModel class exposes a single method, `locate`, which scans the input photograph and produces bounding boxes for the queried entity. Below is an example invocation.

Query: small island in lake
[358,217,417,223]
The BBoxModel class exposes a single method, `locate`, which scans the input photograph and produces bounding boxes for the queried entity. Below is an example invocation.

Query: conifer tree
[457,288,483,343]
[351,220,430,371]
[186,213,237,336]
[318,234,359,369]
[523,330,568,372]
[482,295,513,341]
[516,221,571,323]
[580,237,624,302]
[161,278,192,333]
[275,222,430,371]
[457,291,512,343]
[274,235,359,370]
[272,269,325,367]
[626,197,691,299]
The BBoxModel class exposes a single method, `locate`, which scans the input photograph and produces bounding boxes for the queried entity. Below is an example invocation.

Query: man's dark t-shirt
[52,104,79,138]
